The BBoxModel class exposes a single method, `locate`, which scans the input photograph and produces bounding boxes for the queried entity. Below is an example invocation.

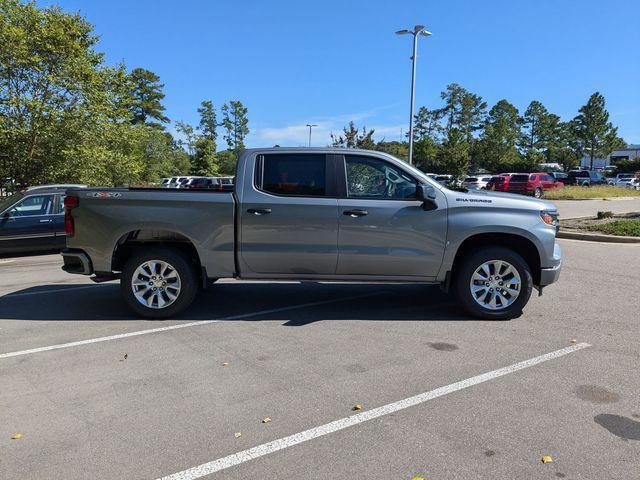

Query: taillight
[64,196,79,237]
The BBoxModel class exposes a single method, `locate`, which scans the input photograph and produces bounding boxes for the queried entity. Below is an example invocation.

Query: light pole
[396,25,432,165]
[306,124,317,147]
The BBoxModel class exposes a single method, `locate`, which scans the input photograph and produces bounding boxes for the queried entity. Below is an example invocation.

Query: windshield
[0,192,23,213]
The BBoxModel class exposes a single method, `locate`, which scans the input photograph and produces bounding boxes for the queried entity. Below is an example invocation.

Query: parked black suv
[0,185,85,254]
[567,170,607,186]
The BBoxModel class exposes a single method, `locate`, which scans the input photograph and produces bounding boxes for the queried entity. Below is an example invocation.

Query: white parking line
[0,292,379,360]
[158,343,591,480]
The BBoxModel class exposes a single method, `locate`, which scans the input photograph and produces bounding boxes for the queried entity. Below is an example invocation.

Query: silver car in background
[463,175,492,190]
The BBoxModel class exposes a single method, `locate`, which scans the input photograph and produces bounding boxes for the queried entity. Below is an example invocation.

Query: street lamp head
[306,124,317,127]
[419,29,432,37]
[395,29,411,35]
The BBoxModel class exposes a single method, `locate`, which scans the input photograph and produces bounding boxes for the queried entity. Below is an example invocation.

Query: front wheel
[121,247,199,318]
[533,187,542,198]
[454,247,533,320]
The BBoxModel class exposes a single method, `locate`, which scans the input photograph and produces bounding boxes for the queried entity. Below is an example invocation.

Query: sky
[40,0,640,147]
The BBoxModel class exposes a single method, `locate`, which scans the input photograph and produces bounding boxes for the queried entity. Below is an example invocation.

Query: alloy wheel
[469,259,521,310]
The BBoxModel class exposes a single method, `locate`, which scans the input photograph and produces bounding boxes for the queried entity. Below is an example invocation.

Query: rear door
[239,153,339,275]
[335,154,447,278]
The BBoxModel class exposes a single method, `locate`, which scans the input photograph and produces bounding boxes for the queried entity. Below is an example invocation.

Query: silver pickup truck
[61,148,562,319]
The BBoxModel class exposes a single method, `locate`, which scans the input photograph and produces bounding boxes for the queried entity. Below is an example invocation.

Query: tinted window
[464,177,478,182]
[345,156,417,199]
[261,154,326,196]
[8,194,54,217]
[511,174,529,182]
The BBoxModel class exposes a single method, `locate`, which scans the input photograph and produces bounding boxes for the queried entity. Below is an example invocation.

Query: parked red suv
[486,173,514,192]
[506,173,564,198]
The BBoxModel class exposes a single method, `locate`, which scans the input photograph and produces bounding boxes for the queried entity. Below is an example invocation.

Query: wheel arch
[450,232,542,286]
[111,228,205,284]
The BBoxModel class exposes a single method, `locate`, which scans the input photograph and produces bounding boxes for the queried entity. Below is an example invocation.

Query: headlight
[540,210,559,233]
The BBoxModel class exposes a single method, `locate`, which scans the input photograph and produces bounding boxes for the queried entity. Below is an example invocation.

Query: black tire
[454,247,533,320]
[121,246,199,319]
[533,187,542,198]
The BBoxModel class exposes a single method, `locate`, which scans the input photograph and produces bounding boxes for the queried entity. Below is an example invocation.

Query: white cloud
[248,105,406,147]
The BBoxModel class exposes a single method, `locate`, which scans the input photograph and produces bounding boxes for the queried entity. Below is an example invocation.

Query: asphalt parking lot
[1,238,639,479]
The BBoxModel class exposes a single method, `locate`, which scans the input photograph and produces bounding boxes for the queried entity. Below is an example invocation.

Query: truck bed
[64,187,236,278]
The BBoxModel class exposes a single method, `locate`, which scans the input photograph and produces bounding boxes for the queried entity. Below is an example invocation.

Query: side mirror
[416,184,437,209]
[2,211,10,220]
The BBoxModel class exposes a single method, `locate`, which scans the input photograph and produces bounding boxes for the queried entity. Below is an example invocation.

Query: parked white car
[609,173,634,186]
[618,177,640,190]
[463,175,492,190]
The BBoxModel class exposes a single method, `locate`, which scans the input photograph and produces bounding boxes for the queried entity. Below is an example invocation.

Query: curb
[558,229,640,243]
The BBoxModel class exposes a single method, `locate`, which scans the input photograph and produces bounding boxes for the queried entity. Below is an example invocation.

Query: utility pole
[396,25,432,165]
[306,124,317,147]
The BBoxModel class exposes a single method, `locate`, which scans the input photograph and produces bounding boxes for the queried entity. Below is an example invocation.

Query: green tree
[217,149,237,175]
[129,67,169,126]
[478,100,523,172]
[191,137,218,176]
[221,100,249,151]
[435,129,469,177]
[375,140,408,161]
[413,106,444,141]
[197,100,217,144]
[440,83,487,141]
[331,121,375,149]
[572,92,622,170]
[175,120,197,155]
[0,0,104,185]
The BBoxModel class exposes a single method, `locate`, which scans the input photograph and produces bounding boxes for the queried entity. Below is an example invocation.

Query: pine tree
[572,92,622,169]
[129,68,169,126]
[221,100,249,151]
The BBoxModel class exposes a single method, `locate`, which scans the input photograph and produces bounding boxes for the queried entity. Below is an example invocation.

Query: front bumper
[61,248,94,275]
[539,242,562,286]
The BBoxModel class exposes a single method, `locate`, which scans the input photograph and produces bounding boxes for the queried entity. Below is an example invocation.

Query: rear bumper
[61,248,94,275]
[539,242,562,286]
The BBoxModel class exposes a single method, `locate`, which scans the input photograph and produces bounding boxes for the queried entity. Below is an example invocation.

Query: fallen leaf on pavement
[412,477,425,480]
[541,455,553,464]
[124,353,128,359]
[222,362,229,366]
[262,417,271,423]
[353,404,362,411]
[11,434,23,440]
[234,432,242,438]
[569,339,577,344]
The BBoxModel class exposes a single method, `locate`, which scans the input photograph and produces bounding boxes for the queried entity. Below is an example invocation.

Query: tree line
[1,0,634,191]
[0,0,248,190]
[332,84,628,176]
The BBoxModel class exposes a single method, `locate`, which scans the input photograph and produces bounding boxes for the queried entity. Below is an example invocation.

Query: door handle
[247,208,272,216]
[343,209,368,218]
[39,219,52,223]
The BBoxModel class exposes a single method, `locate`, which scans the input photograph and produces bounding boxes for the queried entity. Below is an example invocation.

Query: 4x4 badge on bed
[88,192,122,198]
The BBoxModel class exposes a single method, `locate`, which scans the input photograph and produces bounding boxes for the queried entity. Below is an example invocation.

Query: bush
[597,211,614,219]
[588,220,640,237]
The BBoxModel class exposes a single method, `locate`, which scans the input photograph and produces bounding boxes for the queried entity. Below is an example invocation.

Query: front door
[336,155,447,278]
[239,153,339,275]
[0,194,56,252]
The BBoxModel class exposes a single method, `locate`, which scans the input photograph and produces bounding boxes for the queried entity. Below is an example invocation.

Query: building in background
[580,144,640,169]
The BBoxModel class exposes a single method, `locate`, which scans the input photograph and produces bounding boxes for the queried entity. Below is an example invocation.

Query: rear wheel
[121,247,198,318]
[533,187,543,198]
[454,247,533,320]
